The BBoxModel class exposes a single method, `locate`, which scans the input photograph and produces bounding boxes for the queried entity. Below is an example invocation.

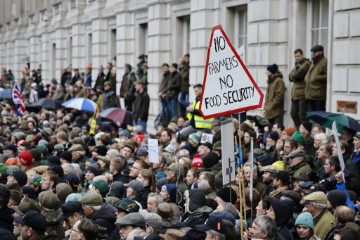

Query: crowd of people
[0,44,359,240]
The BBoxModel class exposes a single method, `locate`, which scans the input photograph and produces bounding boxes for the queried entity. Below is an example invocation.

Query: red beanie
[18,151,33,166]
[192,154,204,168]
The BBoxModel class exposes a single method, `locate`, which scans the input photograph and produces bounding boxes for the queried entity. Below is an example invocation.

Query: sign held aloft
[200,25,264,119]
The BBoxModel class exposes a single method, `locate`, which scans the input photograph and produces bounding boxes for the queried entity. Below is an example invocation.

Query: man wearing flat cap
[288,149,312,178]
[303,191,333,240]
[115,212,146,240]
[304,44,327,111]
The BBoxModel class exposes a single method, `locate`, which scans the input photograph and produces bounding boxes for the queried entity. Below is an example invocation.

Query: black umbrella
[34,98,62,110]
[0,89,12,100]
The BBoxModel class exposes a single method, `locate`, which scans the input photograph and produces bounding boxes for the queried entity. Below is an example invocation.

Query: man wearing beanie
[327,190,346,212]
[289,49,311,128]
[18,151,33,173]
[264,63,285,125]
[299,120,316,157]
[305,44,327,111]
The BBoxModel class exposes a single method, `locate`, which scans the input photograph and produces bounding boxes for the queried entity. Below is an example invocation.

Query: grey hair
[253,215,277,239]
[312,202,327,209]
[243,162,258,172]
[221,202,239,219]
[314,133,328,144]
[207,230,226,240]
[148,193,164,204]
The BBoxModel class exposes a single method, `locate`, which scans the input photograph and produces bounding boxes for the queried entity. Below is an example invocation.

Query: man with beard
[305,45,327,111]
[289,49,311,128]
[260,165,277,196]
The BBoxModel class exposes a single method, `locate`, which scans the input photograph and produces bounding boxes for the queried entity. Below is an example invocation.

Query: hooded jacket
[264,71,285,120]
[0,207,14,233]
[269,198,294,240]
[42,208,65,240]
[92,204,117,235]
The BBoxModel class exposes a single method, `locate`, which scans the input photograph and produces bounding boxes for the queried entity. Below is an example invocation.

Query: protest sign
[148,139,160,164]
[200,25,264,119]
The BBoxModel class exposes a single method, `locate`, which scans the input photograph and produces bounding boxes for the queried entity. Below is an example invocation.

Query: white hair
[314,133,328,144]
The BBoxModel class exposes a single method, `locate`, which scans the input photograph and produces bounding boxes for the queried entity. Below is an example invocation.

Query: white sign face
[221,119,236,186]
[237,45,246,65]
[200,25,264,119]
[148,139,159,164]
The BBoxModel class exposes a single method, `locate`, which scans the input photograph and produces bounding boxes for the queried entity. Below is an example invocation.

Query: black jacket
[133,90,150,121]
[0,207,14,233]
[92,204,117,235]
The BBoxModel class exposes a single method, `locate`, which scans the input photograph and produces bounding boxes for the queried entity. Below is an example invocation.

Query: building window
[175,15,191,58]
[69,0,76,9]
[87,34,92,65]
[88,0,95,4]
[54,3,61,16]
[138,23,148,56]
[308,0,329,54]
[40,10,48,22]
[236,6,247,48]
[227,5,247,61]
[109,29,117,60]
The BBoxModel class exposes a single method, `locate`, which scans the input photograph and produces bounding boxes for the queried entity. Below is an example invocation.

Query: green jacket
[289,58,311,100]
[264,71,285,120]
[305,55,327,100]
[314,209,333,240]
[42,208,65,240]
[290,162,312,178]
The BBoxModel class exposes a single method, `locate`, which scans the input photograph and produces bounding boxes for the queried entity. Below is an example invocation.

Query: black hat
[196,214,227,235]
[58,201,83,221]
[46,155,61,166]
[182,229,207,240]
[257,154,273,167]
[267,64,278,74]
[86,163,100,176]
[311,45,324,52]
[327,190,346,208]
[271,170,290,185]
[14,210,48,234]
[2,143,17,153]
[200,142,213,151]
[60,151,72,163]
[65,173,80,189]
[93,145,107,156]
[189,189,206,212]
[84,136,96,146]
[301,120,312,133]
[7,169,27,187]
[47,165,64,178]
[216,187,237,204]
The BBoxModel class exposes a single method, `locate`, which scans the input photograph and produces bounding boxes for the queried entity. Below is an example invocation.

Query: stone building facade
[0,0,359,127]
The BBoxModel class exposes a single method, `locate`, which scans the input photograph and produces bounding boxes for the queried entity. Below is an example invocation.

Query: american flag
[12,83,25,116]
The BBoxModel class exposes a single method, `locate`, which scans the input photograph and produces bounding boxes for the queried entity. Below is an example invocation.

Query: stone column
[91,18,108,84]
[40,33,51,83]
[29,36,41,71]
[13,38,29,80]
[147,2,172,117]
[72,24,86,72]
